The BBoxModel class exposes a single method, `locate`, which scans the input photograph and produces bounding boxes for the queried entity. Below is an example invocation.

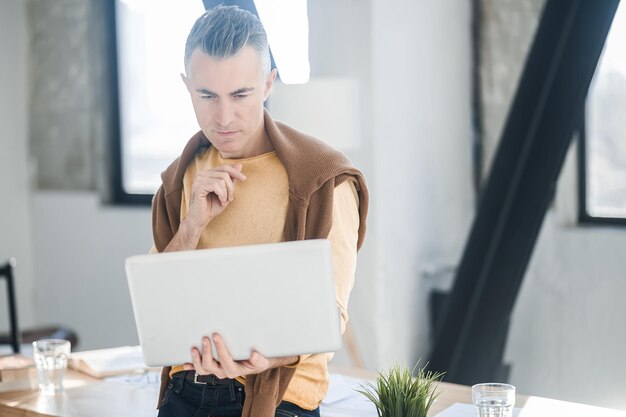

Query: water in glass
[32,339,70,395]
[476,397,514,417]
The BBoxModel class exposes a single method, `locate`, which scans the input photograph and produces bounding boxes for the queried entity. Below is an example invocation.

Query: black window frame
[105,0,157,206]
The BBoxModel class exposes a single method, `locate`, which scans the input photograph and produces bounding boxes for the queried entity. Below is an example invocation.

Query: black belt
[180,370,239,386]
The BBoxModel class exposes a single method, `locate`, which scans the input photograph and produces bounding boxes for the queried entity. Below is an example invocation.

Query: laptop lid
[126,239,342,367]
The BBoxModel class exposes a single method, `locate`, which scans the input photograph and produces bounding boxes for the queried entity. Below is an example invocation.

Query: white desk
[1,367,625,417]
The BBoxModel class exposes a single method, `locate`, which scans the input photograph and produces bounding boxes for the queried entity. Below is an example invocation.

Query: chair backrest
[0,258,21,353]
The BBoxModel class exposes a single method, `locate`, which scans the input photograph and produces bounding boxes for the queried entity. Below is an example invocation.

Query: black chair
[0,258,20,353]
[0,258,78,353]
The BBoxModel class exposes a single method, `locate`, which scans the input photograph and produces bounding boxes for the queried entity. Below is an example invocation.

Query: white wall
[370,0,474,368]
[0,0,35,333]
[505,146,626,410]
[32,192,152,350]
[305,0,380,370]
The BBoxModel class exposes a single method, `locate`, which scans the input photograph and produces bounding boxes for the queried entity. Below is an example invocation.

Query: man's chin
[213,142,246,159]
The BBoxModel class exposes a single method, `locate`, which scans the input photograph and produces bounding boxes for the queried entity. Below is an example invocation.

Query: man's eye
[201,95,215,100]
[234,94,248,99]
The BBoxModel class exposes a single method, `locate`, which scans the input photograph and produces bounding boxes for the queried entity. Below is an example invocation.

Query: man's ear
[263,68,278,101]
[181,73,191,92]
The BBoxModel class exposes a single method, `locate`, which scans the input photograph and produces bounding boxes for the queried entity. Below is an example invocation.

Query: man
[152,5,368,417]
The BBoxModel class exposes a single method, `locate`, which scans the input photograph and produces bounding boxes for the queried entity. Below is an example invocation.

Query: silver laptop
[125,239,342,367]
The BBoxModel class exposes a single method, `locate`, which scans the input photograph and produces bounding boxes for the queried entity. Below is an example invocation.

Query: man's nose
[215,101,235,127]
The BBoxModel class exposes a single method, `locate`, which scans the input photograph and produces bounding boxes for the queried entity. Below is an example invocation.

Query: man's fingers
[249,351,269,369]
[198,164,246,181]
[201,337,217,370]
[191,163,247,207]
[208,171,235,200]
[190,347,207,375]
[220,174,235,201]
[207,181,228,204]
[220,164,246,182]
[224,163,247,181]
[190,338,222,376]
[233,162,244,174]
[213,334,233,363]
[196,173,236,202]
[213,334,239,376]
[250,351,262,364]
[188,335,271,379]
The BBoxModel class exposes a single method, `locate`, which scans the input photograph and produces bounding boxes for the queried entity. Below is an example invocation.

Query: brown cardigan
[152,109,369,416]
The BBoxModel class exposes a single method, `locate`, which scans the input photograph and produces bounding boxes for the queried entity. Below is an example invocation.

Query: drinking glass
[472,383,515,417]
[32,339,71,395]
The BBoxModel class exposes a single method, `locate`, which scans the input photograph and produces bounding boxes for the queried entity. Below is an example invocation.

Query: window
[109,0,310,204]
[109,0,205,204]
[579,1,626,224]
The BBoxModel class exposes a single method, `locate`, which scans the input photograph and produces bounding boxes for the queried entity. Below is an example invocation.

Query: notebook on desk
[125,239,342,367]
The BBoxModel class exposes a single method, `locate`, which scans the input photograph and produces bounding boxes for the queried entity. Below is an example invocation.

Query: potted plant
[357,364,444,417]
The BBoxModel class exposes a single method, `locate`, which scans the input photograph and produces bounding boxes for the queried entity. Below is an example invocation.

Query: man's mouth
[215,130,237,137]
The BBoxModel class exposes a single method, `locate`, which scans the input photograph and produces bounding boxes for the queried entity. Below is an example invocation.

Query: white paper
[104,369,162,387]
[70,345,146,373]
[320,373,379,417]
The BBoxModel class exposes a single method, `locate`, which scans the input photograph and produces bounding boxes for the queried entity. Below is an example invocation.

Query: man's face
[183,46,275,159]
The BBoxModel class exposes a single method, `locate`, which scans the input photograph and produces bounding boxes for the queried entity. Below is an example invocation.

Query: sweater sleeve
[286,179,360,368]
[328,179,360,334]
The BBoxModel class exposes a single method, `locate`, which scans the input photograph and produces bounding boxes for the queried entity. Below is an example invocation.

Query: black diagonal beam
[429,0,619,384]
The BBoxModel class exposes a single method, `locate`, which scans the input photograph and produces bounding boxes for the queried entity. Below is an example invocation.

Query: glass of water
[32,339,71,395]
[472,383,515,417]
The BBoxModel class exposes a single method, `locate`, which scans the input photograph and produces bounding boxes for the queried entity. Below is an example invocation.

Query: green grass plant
[357,363,444,417]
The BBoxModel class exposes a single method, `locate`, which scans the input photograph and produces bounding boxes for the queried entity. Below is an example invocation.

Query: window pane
[116,0,204,195]
[586,1,626,218]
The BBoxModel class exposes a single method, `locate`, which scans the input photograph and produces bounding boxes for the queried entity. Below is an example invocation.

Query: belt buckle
[194,372,208,385]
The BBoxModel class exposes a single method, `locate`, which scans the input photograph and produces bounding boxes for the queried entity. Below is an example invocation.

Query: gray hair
[184,5,271,76]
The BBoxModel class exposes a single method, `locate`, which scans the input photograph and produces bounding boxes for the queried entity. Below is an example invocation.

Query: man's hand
[182,334,298,378]
[165,164,246,253]
[185,163,247,230]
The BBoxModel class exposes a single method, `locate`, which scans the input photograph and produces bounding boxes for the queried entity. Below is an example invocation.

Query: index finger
[213,334,236,368]
[190,347,206,374]
[215,164,247,181]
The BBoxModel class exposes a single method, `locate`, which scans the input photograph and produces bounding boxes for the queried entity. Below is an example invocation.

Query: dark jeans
[157,371,320,417]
